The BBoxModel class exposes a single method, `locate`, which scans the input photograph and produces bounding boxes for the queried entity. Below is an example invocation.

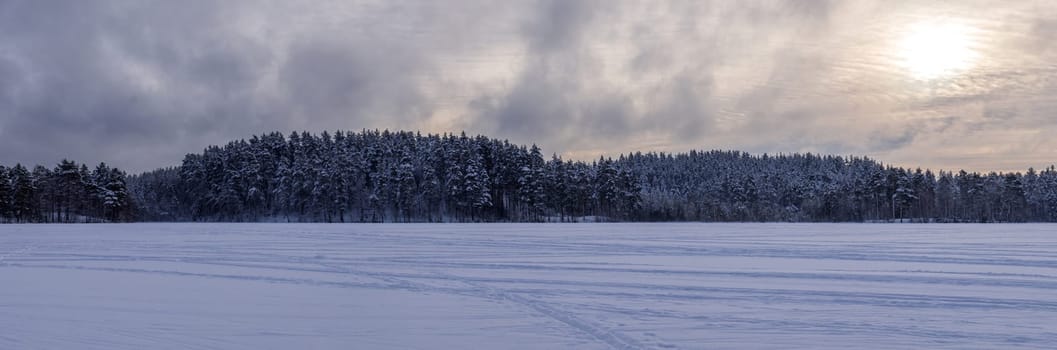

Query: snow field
[2,223,1057,349]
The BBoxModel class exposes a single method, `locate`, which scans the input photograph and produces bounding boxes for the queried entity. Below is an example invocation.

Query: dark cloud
[0,55,19,112]
[279,38,429,129]
[867,129,917,152]
[475,57,637,152]
[522,0,598,53]
[0,0,266,170]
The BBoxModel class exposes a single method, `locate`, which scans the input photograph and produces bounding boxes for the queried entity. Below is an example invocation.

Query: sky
[1,0,1056,173]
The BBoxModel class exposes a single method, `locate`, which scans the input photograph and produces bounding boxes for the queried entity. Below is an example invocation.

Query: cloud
[522,0,598,53]
[278,37,430,129]
[0,0,1056,173]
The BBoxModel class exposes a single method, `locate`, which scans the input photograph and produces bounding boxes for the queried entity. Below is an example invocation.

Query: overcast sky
[2,0,1056,173]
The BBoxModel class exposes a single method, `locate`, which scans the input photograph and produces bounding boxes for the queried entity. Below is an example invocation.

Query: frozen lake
[2,223,1057,349]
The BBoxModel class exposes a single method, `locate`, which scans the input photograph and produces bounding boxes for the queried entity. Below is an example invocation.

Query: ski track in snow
[2,223,1057,349]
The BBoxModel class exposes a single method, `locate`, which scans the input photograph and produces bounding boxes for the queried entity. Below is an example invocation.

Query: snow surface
[2,223,1057,349]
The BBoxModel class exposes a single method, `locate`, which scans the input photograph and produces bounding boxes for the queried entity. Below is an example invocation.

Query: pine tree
[516,145,546,221]
[103,168,129,221]
[544,154,568,221]
[91,163,113,220]
[892,169,917,220]
[1001,173,1026,222]
[0,166,12,222]
[594,157,620,220]
[463,144,492,220]
[11,164,36,223]
[52,160,82,222]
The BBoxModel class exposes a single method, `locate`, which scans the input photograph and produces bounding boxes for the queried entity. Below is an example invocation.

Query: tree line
[627,151,1057,222]
[0,160,131,223]
[128,130,641,222]
[128,130,1057,223]
[4,129,1057,223]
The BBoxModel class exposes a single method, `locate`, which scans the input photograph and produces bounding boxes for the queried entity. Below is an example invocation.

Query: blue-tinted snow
[2,223,1056,349]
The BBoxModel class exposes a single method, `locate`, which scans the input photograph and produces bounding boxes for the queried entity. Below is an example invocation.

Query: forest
[2,129,1057,223]
[0,160,130,223]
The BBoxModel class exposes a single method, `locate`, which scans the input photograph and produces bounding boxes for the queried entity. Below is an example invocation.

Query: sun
[898,21,978,80]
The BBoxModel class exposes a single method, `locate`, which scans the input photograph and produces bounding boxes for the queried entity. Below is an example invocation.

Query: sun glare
[898,21,978,80]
